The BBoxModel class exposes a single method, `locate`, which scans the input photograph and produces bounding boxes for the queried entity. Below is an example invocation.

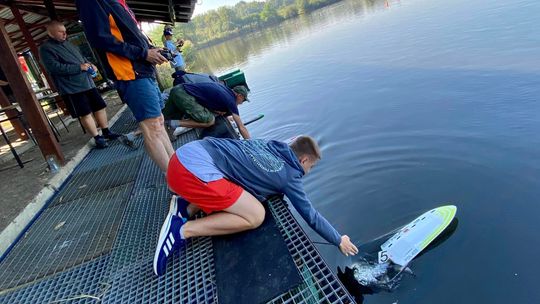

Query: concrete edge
[0,105,129,258]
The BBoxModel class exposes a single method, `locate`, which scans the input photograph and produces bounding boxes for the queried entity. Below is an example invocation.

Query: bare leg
[93,108,109,129]
[179,116,215,129]
[140,115,174,172]
[182,190,265,238]
[79,113,99,137]
[187,204,200,217]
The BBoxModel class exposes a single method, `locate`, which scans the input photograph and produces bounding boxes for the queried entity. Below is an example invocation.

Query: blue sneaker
[168,195,190,219]
[153,213,186,276]
[94,135,108,149]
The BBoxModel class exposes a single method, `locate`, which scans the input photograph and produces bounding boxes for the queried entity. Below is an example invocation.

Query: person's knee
[247,204,265,229]
[141,117,164,134]
[80,113,93,120]
[191,115,214,128]
[201,116,215,128]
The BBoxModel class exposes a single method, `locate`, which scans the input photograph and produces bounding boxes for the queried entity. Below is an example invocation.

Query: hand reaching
[339,235,359,257]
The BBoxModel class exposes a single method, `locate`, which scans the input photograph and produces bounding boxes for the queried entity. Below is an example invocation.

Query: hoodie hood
[267,140,305,176]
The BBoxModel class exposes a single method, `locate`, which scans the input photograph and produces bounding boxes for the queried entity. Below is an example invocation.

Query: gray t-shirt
[176,141,223,182]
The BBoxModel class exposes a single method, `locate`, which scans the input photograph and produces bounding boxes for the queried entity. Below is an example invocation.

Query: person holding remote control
[39,20,121,149]
[76,0,175,173]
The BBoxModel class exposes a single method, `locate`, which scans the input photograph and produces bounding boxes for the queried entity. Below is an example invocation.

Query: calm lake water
[194,0,540,303]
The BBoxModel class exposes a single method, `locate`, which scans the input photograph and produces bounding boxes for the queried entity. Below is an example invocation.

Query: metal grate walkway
[0,110,354,303]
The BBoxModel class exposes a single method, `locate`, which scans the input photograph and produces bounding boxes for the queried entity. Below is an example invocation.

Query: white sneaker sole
[169,195,178,216]
[173,127,191,137]
[154,213,173,276]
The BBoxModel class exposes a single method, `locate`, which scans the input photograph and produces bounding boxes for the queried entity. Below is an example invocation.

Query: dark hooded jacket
[75,0,155,81]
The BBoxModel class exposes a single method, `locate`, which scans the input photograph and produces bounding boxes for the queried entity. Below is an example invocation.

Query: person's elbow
[240,126,250,139]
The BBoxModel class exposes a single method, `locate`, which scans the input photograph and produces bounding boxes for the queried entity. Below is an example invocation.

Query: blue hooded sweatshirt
[199,138,341,247]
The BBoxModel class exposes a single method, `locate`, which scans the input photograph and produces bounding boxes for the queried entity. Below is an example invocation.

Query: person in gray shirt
[39,20,121,149]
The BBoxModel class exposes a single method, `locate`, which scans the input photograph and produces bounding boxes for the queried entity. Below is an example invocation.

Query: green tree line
[148,0,342,49]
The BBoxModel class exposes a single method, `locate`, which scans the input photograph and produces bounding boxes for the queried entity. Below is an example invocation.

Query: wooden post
[0,20,64,164]
[44,0,59,21]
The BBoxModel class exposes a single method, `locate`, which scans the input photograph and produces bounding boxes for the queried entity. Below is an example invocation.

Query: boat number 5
[378,250,389,264]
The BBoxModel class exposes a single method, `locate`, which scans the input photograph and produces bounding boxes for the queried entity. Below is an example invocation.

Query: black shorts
[63,88,107,118]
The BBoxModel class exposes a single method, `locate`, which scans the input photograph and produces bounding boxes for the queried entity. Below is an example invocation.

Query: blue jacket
[200,138,342,247]
[75,0,155,81]
[164,40,185,69]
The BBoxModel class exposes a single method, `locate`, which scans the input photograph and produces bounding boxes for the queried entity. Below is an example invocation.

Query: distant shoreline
[194,0,343,51]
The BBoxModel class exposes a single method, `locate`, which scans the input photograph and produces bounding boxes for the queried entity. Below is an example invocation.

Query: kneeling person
[153,136,358,276]
[162,82,251,139]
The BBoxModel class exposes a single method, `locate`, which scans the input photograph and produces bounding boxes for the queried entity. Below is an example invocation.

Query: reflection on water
[192,0,393,74]
[192,0,540,303]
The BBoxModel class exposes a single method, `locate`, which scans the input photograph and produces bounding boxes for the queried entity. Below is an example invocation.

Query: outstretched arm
[232,113,250,139]
[283,178,358,256]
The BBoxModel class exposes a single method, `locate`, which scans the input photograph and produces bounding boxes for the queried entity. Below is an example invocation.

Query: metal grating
[48,155,142,206]
[108,109,139,135]
[102,185,171,276]
[69,108,143,175]
[0,184,132,291]
[0,255,110,303]
[74,138,145,174]
[267,197,354,304]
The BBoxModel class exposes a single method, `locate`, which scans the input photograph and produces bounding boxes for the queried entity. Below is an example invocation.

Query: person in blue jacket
[153,135,359,276]
[162,27,185,71]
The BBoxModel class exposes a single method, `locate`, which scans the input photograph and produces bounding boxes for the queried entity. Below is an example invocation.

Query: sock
[101,128,111,136]
[94,135,103,140]
[179,225,186,240]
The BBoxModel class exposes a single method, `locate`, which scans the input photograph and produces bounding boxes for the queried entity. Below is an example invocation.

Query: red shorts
[166,155,243,214]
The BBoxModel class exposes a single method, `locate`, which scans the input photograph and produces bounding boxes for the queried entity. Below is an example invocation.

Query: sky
[193,0,246,15]
[141,0,246,32]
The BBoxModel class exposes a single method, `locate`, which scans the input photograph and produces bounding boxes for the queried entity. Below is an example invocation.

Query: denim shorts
[115,78,163,122]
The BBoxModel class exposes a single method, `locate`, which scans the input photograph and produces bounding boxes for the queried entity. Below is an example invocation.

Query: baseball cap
[163,28,173,36]
[232,86,250,102]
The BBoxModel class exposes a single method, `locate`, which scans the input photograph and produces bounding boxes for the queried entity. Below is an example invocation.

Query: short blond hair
[46,20,64,33]
[289,135,321,160]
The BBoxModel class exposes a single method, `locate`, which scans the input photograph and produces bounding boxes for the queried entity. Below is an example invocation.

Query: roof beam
[44,0,58,20]
[10,4,35,50]
[26,17,49,30]
[9,4,49,16]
